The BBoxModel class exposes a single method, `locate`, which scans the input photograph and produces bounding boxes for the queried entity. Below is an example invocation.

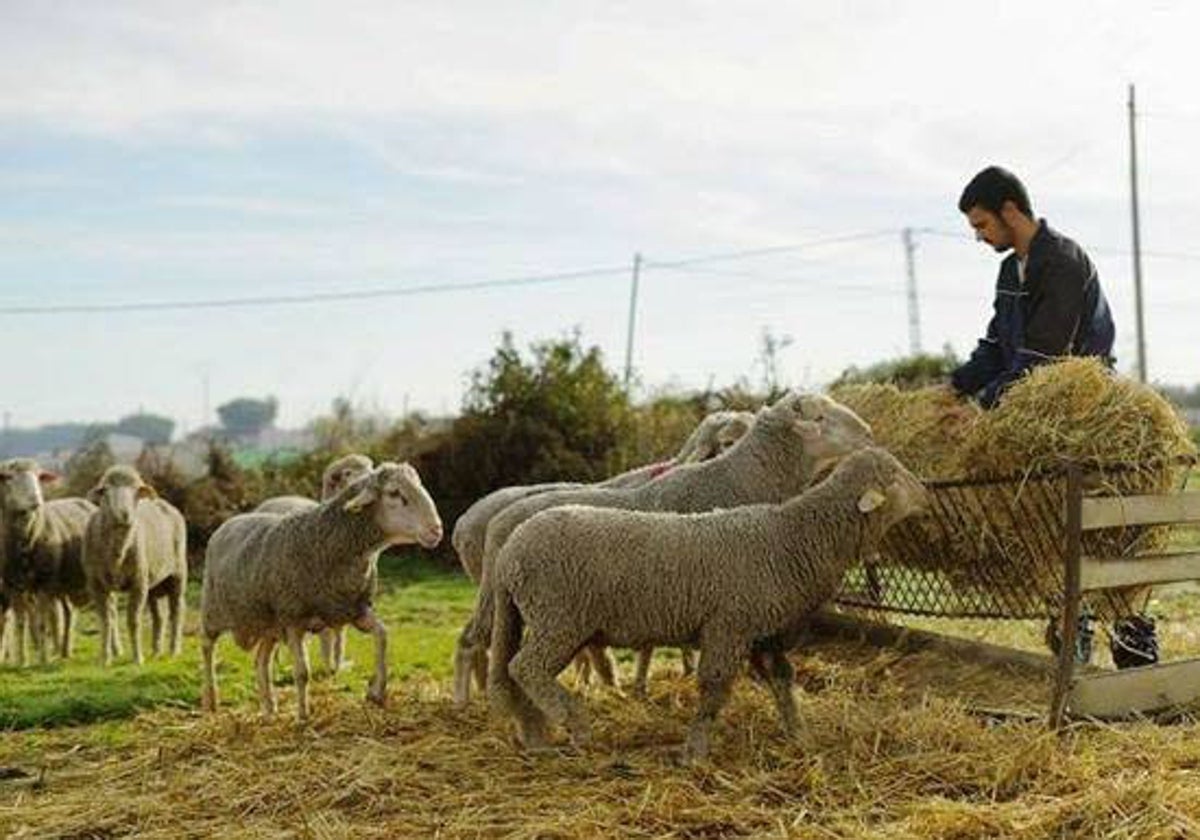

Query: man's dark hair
[958,166,1033,217]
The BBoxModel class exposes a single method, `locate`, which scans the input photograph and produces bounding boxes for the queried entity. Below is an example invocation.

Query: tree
[115,412,175,445]
[216,397,278,438]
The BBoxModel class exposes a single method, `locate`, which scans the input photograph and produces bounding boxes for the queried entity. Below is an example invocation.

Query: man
[950,165,1115,408]
[950,166,1157,669]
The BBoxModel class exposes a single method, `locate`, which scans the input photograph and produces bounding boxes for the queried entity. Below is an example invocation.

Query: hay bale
[960,357,1195,480]
[828,383,981,481]
[832,360,1197,622]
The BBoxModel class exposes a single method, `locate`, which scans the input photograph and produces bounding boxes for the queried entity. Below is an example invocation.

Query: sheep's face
[343,462,443,549]
[780,393,874,468]
[320,454,373,501]
[89,467,155,528]
[715,413,754,453]
[0,460,55,520]
[848,448,929,529]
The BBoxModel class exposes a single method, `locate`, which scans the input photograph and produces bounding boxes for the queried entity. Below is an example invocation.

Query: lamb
[452,392,873,704]
[254,453,374,671]
[0,458,94,664]
[488,446,929,761]
[82,466,188,665]
[200,462,443,721]
[450,410,754,695]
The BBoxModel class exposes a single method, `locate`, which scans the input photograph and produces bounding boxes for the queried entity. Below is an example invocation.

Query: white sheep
[0,458,94,664]
[450,410,755,696]
[201,462,442,721]
[254,452,374,671]
[488,446,928,761]
[453,392,872,704]
[82,465,188,665]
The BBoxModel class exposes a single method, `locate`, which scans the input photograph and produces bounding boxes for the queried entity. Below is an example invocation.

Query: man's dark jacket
[950,220,1115,408]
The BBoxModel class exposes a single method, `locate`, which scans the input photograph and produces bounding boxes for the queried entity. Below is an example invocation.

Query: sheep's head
[88,465,156,528]
[714,412,755,454]
[342,461,443,549]
[837,447,929,530]
[0,459,56,521]
[683,410,757,463]
[320,453,373,501]
[768,392,874,469]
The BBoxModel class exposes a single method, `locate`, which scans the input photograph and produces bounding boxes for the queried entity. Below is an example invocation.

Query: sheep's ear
[87,485,105,504]
[136,484,158,500]
[857,488,886,513]
[38,470,60,485]
[343,483,378,513]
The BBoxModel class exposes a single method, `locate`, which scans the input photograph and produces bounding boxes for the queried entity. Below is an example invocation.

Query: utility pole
[1128,83,1148,383]
[623,252,642,391]
[902,227,922,355]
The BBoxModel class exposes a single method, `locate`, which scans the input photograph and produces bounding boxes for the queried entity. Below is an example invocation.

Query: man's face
[965,205,1015,253]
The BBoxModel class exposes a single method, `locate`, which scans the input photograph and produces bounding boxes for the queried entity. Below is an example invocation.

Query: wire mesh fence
[835,461,1191,620]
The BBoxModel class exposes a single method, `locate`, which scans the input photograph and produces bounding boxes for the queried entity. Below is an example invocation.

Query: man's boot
[1110,614,1159,669]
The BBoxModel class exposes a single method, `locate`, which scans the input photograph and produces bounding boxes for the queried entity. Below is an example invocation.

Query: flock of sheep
[0,391,929,761]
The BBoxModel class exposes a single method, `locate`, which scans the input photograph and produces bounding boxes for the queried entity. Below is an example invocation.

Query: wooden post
[1049,464,1084,728]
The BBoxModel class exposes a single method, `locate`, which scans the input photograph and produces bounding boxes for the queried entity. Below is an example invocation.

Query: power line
[0,265,633,316]
[642,229,899,270]
[0,230,902,317]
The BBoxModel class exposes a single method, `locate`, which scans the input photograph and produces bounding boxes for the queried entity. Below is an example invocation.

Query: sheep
[254,453,374,671]
[200,462,443,721]
[488,446,928,761]
[451,392,874,705]
[450,409,757,701]
[82,466,188,665]
[0,458,94,664]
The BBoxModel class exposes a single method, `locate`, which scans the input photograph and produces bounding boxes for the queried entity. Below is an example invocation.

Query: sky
[2,1,1199,433]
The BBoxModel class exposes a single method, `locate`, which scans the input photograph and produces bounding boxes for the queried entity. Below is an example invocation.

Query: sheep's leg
[31,594,50,665]
[685,638,745,763]
[335,626,348,671]
[200,632,219,712]
[94,589,114,666]
[453,588,493,706]
[168,579,185,656]
[571,651,592,687]
[46,598,64,661]
[509,631,592,749]
[284,627,312,722]
[680,646,696,677]
[487,588,549,749]
[471,646,489,695]
[759,651,799,737]
[318,629,337,675]
[353,609,388,707]
[58,599,73,659]
[149,597,165,658]
[633,647,653,698]
[127,585,147,665]
[14,601,27,667]
[585,644,616,689]
[0,607,8,664]
[255,636,279,716]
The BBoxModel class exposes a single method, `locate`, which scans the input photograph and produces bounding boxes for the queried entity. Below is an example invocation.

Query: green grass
[0,551,475,729]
